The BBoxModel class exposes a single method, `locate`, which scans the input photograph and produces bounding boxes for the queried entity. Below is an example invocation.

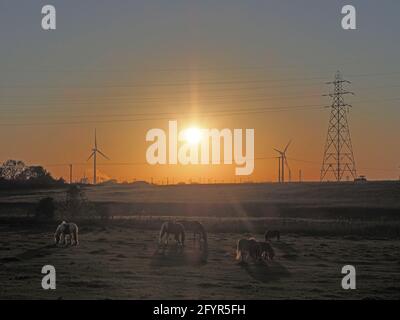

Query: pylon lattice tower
[320,71,357,182]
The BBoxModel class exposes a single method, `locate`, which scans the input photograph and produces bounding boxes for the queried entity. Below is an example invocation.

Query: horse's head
[54,230,61,244]
[54,222,66,244]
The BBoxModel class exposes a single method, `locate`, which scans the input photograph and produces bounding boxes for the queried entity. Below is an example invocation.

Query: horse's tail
[180,225,185,246]
[236,240,242,260]
[159,222,166,244]
[73,224,79,245]
[181,230,185,245]
[201,225,208,244]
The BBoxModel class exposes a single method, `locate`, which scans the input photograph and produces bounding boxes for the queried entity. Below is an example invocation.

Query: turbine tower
[274,140,292,183]
[87,129,109,185]
[320,71,357,182]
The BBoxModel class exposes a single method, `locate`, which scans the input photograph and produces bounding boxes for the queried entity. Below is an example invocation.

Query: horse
[265,230,280,241]
[54,221,79,246]
[258,241,275,260]
[159,221,185,247]
[191,221,208,248]
[179,220,208,247]
[236,238,261,262]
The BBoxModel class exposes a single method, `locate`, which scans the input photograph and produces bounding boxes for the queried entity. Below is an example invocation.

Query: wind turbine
[273,140,292,183]
[87,129,110,185]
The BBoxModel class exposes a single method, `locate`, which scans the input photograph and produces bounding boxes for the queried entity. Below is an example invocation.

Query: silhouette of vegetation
[0,159,64,189]
[62,185,95,219]
[35,197,56,220]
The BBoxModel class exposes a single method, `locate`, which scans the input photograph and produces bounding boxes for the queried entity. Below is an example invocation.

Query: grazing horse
[265,230,280,241]
[180,221,208,247]
[192,221,207,247]
[236,238,261,262]
[159,221,185,247]
[54,221,79,246]
[258,241,275,260]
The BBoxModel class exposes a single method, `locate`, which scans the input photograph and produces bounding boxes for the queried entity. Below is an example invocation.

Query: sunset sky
[0,0,399,183]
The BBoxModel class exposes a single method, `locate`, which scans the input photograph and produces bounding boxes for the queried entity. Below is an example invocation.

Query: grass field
[1,222,399,299]
[0,182,399,299]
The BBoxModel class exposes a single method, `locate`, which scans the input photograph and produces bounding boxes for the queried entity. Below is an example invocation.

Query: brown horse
[54,221,79,246]
[258,241,275,260]
[159,221,185,246]
[236,238,261,262]
[179,220,208,247]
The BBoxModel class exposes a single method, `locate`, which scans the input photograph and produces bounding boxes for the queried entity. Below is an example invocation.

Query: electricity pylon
[320,71,357,182]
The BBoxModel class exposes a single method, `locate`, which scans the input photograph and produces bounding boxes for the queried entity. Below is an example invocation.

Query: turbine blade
[94,129,97,149]
[273,148,283,154]
[87,152,95,161]
[284,157,291,171]
[97,149,110,160]
[284,140,292,153]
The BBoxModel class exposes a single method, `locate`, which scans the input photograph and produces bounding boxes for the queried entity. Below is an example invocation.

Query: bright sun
[183,127,202,145]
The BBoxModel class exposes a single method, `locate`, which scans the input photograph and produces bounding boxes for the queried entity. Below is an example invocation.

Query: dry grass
[0,222,399,299]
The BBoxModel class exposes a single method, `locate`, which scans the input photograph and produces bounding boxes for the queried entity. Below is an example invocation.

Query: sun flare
[183,127,202,145]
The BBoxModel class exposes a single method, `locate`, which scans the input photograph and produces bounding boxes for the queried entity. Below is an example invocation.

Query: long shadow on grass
[150,244,208,267]
[240,260,290,283]
[0,244,57,264]
[272,241,299,260]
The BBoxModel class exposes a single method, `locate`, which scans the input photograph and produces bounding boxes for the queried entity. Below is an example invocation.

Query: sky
[0,0,399,183]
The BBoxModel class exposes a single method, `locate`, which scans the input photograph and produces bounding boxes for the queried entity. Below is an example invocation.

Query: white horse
[54,221,79,246]
[158,221,185,247]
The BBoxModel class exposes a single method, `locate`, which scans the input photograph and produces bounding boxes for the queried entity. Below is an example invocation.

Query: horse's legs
[240,251,245,262]
[71,232,76,246]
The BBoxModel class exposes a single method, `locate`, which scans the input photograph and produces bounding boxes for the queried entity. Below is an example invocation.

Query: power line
[0,60,360,73]
[1,94,400,124]
[0,104,328,127]
[3,70,400,90]
[44,156,278,168]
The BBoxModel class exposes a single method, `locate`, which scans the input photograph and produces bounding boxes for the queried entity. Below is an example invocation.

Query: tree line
[0,159,64,188]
